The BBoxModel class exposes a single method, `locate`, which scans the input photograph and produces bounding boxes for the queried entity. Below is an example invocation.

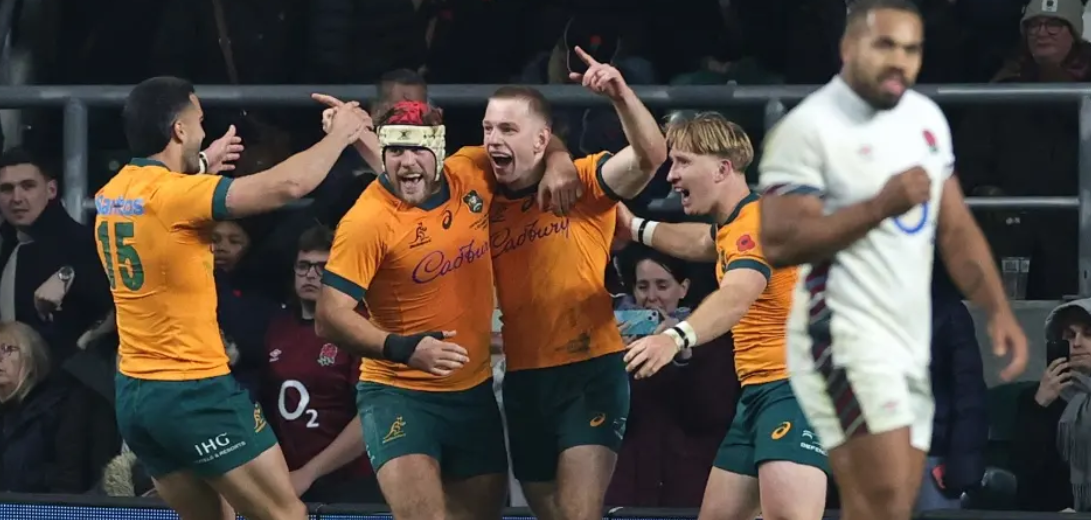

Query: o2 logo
[893,201,929,235]
[278,379,320,428]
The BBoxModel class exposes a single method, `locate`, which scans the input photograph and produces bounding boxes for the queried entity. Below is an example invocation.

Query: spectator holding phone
[606,247,738,507]
[1011,298,1091,512]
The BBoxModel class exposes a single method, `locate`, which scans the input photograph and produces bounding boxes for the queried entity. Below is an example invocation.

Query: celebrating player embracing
[484,46,667,520]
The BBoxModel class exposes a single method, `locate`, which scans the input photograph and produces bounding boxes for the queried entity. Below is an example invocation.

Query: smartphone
[616,310,661,337]
[1047,339,1070,367]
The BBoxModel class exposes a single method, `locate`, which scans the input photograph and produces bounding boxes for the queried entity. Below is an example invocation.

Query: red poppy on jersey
[924,130,937,153]
[737,234,756,252]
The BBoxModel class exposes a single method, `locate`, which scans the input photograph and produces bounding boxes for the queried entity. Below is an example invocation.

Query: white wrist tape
[630,217,659,246]
[665,321,698,352]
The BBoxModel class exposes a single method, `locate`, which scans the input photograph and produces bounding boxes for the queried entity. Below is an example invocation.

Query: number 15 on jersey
[97,221,145,291]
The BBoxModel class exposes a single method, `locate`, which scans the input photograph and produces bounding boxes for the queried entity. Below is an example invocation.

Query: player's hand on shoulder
[569,46,629,101]
[614,204,636,243]
[538,159,584,216]
[408,331,470,377]
[623,333,679,380]
[873,166,931,218]
[202,124,244,173]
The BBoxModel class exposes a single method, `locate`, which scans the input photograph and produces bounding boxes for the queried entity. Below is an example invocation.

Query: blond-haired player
[618,113,828,520]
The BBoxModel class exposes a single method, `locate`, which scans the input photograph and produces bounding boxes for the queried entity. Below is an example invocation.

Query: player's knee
[847,480,908,519]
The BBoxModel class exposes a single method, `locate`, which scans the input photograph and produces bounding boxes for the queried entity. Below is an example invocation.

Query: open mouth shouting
[488,149,514,177]
[397,169,426,197]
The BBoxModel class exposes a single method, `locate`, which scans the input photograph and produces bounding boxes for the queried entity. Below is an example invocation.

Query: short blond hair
[0,321,50,404]
[665,112,754,173]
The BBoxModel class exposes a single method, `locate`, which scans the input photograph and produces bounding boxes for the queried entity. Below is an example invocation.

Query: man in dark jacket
[0,148,112,366]
[919,254,988,510]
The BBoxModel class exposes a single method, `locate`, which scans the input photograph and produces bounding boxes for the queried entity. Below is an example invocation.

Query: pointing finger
[311,93,347,108]
[574,46,598,67]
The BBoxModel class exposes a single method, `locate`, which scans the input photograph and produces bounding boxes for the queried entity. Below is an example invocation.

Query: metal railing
[5,82,1090,294]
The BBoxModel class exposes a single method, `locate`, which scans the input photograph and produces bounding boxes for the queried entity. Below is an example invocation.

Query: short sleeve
[757,115,826,197]
[447,146,497,196]
[576,152,618,207]
[927,101,956,180]
[717,211,772,282]
[322,206,387,301]
[153,174,232,227]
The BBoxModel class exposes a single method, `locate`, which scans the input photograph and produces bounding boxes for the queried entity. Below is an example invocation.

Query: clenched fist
[872,166,931,219]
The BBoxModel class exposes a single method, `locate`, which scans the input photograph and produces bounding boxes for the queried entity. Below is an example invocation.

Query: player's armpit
[315,285,387,359]
[224,133,350,218]
[759,193,885,268]
[597,146,661,201]
[687,269,767,347]
[648,222,718,262]
[937,176,1007,315]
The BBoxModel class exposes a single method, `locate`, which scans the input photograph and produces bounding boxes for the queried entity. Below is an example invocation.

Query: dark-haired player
[484,47,666,520]
[262,225,380,504]
[314,100,580,520]
[756,2,1027,519]
[99,76,363,520]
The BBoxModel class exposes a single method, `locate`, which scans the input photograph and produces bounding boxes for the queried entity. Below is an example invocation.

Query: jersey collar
[720,191,759,226]
[378,171,451,210]
[129,157,168,169]
[497,181,537,200]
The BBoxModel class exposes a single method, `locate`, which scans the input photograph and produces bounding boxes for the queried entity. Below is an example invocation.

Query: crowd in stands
[4,0,1091,514]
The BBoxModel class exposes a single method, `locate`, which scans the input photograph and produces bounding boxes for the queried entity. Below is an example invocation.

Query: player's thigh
[519,481,562,520]
[555,445,618,520]
[152,470,234,520]
[208,444,308,520]
[437,379,510,518]
[376,454,446,520]
[553,353,629,489]
[711,399,757,478]
[358,381,447,517]
[697,467,761,520]
[756,461,827,520]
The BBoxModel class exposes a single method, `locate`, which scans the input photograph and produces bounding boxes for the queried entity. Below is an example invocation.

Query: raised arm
[616,203,716,262]
[313,94,384,173]
[570,46,667,199]
[225,106,363,218]
[757,116,928,268]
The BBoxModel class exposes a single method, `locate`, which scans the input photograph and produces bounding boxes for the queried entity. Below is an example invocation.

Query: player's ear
[718,159,733,180]
[171,119,186,145]
[535,127,551,154]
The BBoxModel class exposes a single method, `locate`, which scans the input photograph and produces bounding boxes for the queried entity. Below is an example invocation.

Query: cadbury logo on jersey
[490,218,571,258]
[411,239,490,284]
[95,195,146,216]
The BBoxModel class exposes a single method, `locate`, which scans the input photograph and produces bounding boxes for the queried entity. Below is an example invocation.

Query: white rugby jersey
[758,76,953,372]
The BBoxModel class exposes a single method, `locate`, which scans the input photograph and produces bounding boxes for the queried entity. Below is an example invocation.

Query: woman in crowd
[1011,297,1091,512]
[0,321,67,492]
[606,247,739,507]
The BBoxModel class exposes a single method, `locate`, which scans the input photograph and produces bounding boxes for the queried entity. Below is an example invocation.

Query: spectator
[606,248,738,508]
[955,0,1091,299]
[0,148,111,367]
[261,226,380,503]
[0,321,67,492]
[371,68,428,118]
[212,220,278,402]
[917,257,988,511]
[1011,297,1091,512]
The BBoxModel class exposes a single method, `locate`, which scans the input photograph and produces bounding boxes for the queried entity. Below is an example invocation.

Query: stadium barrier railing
[5,493,1091,519]
[0,82,1087,295]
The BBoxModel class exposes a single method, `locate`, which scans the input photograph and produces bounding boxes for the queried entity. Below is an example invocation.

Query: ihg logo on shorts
[194,433,245,464]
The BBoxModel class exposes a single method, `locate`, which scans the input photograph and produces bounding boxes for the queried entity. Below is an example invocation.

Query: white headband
[378,124,447,180]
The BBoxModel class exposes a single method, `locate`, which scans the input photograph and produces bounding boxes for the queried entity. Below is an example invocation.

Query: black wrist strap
[382,331,443,364]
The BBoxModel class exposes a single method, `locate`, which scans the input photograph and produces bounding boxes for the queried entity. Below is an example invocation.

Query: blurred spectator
[519,14,656,156]
[917,257,988,511]
[261,226,380,503]
[0,321,67,492]
[606,248,738,507]
[956,0,1091,299]
[213,220,278,402]
[0,148,111,367]
[1011,298,1091,512]
[371,68,428,118]
[97,444,155,497]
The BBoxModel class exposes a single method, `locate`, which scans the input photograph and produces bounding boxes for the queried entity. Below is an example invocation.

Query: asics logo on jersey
[771,421,791,440]
[490,218,571,258]
[94,195,145,216]
[590,413,607,427]
[411,240,489,284]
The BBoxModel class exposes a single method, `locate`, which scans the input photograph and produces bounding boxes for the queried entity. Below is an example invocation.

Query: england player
[314,100,580,520]
[99,76,364,520]
[620,113,828,520]
[484,47,666,520]
[756,2,1028,520]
